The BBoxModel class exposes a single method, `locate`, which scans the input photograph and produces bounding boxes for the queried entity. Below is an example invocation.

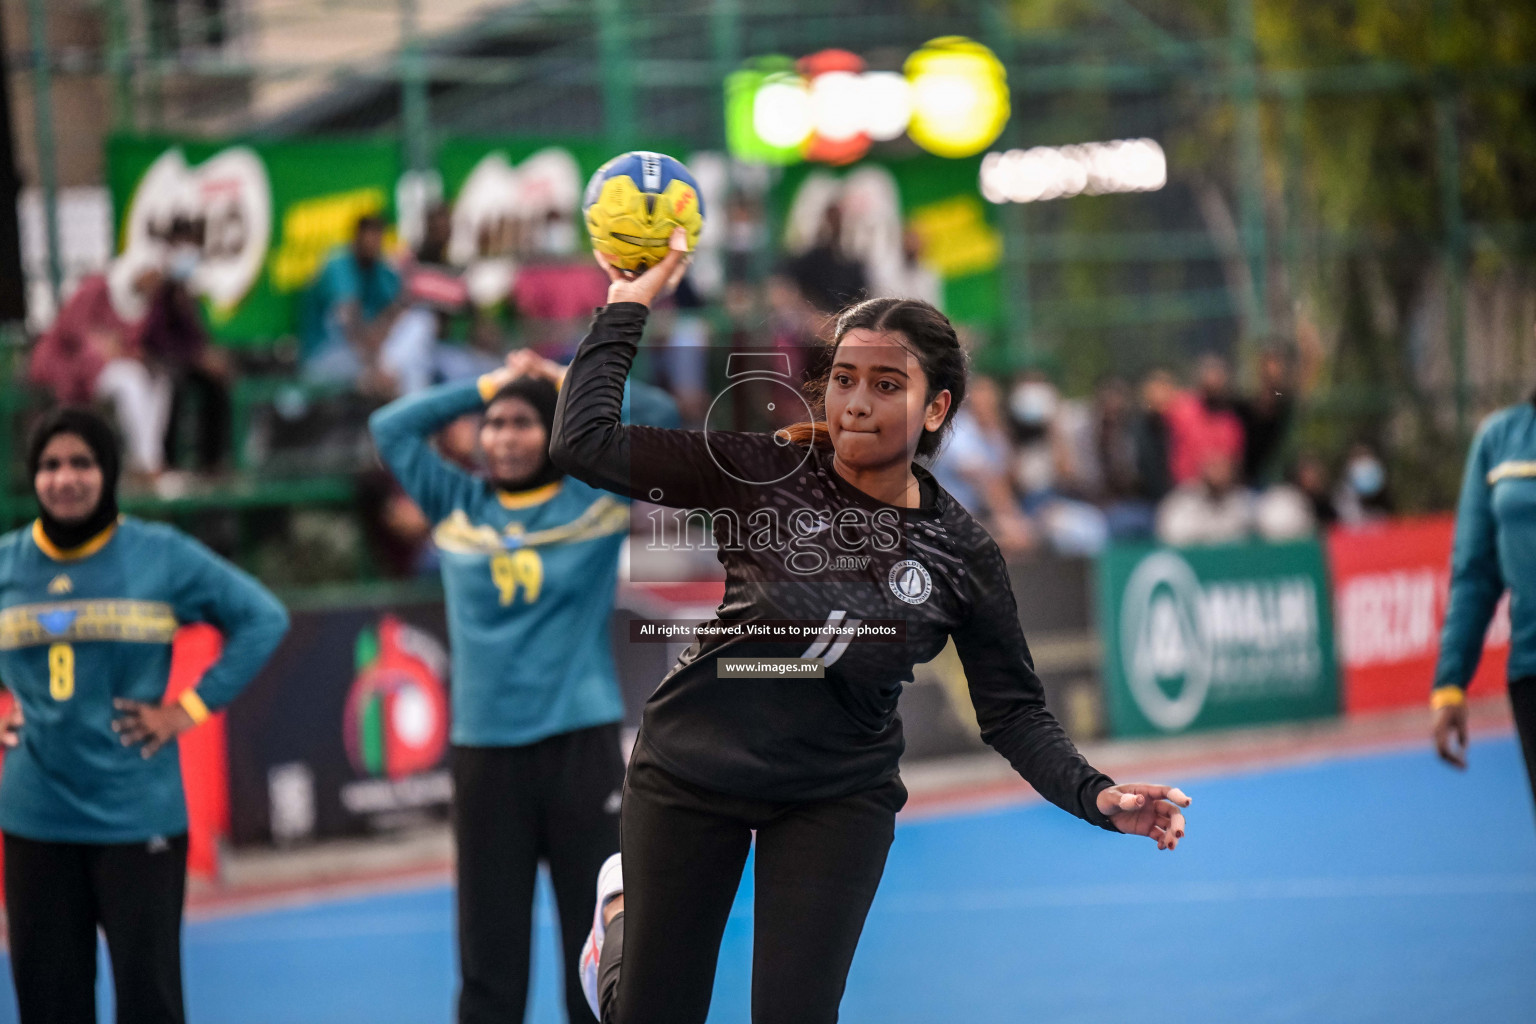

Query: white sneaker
[579,852,624,1019]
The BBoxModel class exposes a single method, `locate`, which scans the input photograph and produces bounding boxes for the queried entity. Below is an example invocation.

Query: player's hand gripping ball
[583,151,705,273]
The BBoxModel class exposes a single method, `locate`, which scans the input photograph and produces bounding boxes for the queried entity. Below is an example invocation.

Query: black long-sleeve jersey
[550,303,1118,830]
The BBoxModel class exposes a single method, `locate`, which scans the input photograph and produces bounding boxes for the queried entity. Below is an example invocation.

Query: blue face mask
[168,245,200,283]
[1349,458,1385,497]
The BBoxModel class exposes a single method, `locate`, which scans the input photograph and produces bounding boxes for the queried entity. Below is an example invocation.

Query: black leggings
[3,832,188,1024]
[1511,678,1536,806]
[452,724,625,1024]
[598,756,906,1024]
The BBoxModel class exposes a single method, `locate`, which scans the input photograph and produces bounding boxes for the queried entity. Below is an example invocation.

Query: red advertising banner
[1329,516,1510,713]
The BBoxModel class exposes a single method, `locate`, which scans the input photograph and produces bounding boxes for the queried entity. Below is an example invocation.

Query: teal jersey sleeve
[623,379,681,430]
[369,379,487,523]
[1435,417,1506,691]
[164,528,290,712]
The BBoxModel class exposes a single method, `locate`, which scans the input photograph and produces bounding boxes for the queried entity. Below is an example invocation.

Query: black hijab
[487,376,564,492]
[28,408,121,550]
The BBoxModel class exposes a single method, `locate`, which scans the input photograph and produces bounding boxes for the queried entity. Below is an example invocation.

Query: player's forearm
[185,587,289,715]
[549,303,649,495]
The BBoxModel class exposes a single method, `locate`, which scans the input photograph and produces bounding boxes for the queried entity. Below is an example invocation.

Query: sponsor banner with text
[1327,516,1509,713]
[1098,540,1338,738]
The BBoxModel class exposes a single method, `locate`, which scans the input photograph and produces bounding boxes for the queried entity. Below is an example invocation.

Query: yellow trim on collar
[1430,686,1466,711]
[496,481,562,509]
[178,689,211,725]
[32,519,119,562]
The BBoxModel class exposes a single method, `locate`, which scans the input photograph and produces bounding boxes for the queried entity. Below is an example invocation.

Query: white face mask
[541,220,577,255]
[168,244,200,283]
[1009,382,1058,426]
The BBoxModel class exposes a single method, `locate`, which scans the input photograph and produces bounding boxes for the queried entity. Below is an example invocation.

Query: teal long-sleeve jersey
[0,517,289,843]
[1436,399,1536,695]
[369,374,678,747]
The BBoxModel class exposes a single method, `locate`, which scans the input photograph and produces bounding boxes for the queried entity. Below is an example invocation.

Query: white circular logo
[888,559,932,605]
[1120,551,1211,731]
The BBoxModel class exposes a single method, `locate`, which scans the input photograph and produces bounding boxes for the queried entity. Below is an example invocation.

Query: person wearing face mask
[28,251,174,479]
[367,352,678,1024]
[1333,443,1394,525]
[0,408,289,1024]
[1005,370,1110,555]
[139,217,233,476]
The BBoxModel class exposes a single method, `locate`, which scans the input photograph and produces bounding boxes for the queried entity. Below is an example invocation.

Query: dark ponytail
[777,297,967,459]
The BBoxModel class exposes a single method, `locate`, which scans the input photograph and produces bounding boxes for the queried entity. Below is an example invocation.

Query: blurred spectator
[782,204,867,315]
[930,377,1035,557]
[356,468,435,578]
[1166,353,1245,485]
[1335,442,1395,525]
[28,254,172,477]
[1005,370,1109,555]
[403,203,501,384]
[1235,347,1298,486]
[140,217,232,474]
[1253,483,1317,541]
[1157,452,1253,547]
[1292,451,1339,527]
[874,230,942,308]
[301,214,434,396]
[652,276,712,427]
[508,259,610,359]
[1092,376,1157,538]
[1132,368,1177,504]
[1006,369,1065,498]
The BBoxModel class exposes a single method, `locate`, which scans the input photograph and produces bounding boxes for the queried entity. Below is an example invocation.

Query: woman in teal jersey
[1433,391,1536,806]
[369,353,676,1024]
[0,407,289,1024]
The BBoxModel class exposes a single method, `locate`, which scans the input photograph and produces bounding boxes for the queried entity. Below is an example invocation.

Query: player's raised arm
[550,231,772,510]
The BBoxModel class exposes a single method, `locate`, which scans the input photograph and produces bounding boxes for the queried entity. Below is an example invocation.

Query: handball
[583,151,705,272]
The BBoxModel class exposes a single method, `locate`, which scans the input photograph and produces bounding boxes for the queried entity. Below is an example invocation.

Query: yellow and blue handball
[583,151,705,272]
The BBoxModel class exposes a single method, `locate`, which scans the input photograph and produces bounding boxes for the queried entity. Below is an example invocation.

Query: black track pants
[453,723,625,1024]
[4,832,188,1024]
[598,757,906,1024]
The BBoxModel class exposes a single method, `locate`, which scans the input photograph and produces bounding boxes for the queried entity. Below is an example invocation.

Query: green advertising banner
[106,135,692,347]
[107,135,402,347]
[773,155,1001,330]
[1096,540,1339,738]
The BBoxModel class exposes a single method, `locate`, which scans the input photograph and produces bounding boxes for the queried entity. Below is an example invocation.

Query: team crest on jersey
[47,574,72,595]
[888,559,933,605]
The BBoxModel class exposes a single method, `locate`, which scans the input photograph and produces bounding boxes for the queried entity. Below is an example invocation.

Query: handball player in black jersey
[552,231,1191,1024]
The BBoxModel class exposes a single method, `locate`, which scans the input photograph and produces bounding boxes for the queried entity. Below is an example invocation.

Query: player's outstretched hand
[1433,701,1469,770]
[1097,783,1190,851]
[596,228,690,309]
[112,698,196,758]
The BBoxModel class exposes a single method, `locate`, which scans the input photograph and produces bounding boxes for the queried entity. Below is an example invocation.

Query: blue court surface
[3,738,1533,1023]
